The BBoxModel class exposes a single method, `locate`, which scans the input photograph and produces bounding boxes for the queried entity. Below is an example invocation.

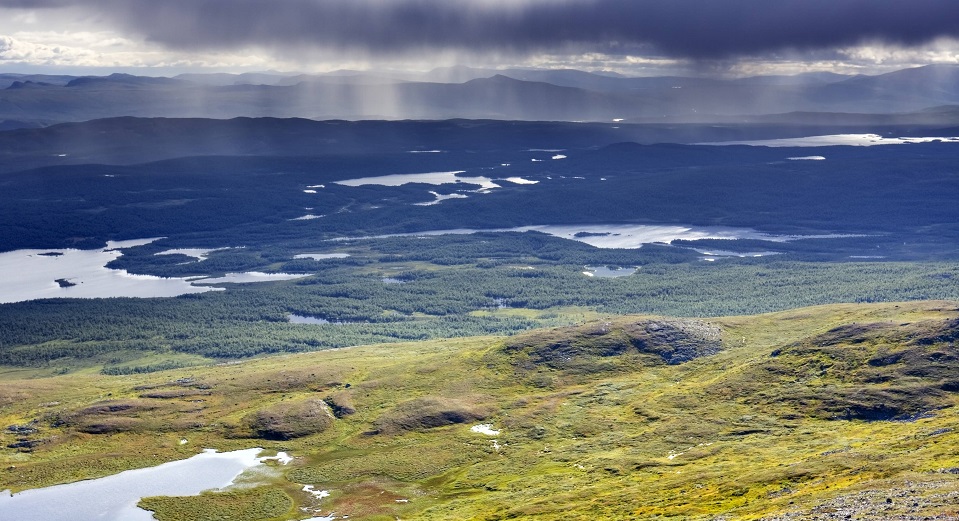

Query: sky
[1,0,959,77]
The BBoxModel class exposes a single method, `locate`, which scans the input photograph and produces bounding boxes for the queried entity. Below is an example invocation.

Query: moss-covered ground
[2,300,959,520]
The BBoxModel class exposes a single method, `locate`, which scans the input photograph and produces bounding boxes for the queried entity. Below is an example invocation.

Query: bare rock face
[59,399,160,434]
[373,397,490,435]
[324,391,357,418]
[626,319,724,364]
[731,317,959,421]
[502,317,723,370]
[246,398,335,440]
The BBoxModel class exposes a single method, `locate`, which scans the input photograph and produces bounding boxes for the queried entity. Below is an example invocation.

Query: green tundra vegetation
[2,300,959,520]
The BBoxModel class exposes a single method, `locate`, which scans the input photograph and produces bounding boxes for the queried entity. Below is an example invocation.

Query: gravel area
[760,479,959,520]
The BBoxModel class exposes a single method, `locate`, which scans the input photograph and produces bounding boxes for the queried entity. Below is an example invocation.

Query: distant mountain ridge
[0,65,958,125]
[4,115,959,174]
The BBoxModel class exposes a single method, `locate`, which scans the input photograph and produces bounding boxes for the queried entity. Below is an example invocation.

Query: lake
[0,239,217,304]
[414,190,471,206]
[0,448,289,521]
[335,171,540,202]
[335,171,500,191]
[0,239,323,304]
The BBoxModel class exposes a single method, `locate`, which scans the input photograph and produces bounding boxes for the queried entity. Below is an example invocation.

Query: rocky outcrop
[502,317,723,370]
[373,397,490,435]
[246,398,335,440]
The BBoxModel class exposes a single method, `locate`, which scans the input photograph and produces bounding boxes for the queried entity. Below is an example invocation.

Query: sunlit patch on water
[333,223,863,250]
[699,134,959,147]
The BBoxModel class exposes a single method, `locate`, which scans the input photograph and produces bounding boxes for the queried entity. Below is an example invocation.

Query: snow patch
[471,424,501,436]
[265,452,293,465]
[302,485,330,499]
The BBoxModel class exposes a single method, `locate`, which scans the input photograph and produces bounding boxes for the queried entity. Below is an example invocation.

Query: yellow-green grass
[2,301,958,520]
[140,486,295,521]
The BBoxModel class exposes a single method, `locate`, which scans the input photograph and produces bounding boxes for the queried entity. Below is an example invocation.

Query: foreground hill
[2,300,959,520]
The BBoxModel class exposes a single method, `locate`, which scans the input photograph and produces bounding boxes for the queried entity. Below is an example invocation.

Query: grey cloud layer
[5,0,959,59]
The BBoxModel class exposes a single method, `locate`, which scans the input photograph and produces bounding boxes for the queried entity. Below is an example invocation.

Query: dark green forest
[2,231,957,369]
[2,120,958,373]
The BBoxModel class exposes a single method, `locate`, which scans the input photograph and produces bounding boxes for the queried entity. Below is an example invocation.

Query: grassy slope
[2,301,959,520]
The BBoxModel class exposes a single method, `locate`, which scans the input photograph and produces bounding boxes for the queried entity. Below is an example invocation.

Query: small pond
[583,266,638,278]
[190,272,311,284]
[294,253,351,260]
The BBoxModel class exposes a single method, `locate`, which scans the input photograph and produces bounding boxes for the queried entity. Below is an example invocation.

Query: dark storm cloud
[5,0,959,59]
